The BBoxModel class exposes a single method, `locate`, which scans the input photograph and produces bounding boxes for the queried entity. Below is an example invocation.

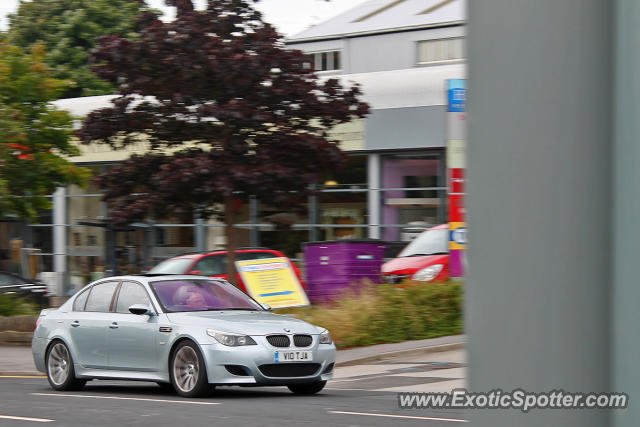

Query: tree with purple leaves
[78,0,369,283]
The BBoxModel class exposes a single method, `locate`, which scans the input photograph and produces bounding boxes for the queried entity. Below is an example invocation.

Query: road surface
[0,349,466,426]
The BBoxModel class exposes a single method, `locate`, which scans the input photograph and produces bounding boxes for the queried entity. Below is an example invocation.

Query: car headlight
[319,329,332,344]
[206,329,257,346]
[412,264,444,282]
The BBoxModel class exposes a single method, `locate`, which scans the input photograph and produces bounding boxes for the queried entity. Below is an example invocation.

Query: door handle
[109,322,119,329]
[71,321,80,327]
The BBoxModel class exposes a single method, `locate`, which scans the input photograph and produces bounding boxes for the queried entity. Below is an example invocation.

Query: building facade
[0,0,467,295]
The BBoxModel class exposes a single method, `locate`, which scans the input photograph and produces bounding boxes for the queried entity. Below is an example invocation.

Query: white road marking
[330,377,380,383]
[329,410,468,423]
[31,393,220,405]
[325,387,372,391]
[0,414,53,423]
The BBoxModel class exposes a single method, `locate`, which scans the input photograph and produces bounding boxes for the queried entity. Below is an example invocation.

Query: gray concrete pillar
[467,0,611,426]
[612,1,640,425]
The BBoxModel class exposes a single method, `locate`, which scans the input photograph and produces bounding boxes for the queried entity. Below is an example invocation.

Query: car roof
[87,274,230,286]
[168,247,283,259]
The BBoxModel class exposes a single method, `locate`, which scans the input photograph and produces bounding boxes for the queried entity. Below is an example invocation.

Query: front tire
[170,341,210,397]
[287,381,327,395]
[45,340,86,391]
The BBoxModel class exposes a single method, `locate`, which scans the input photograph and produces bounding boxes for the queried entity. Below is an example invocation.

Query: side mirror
[261,303,272,311]
[129,304,154,315]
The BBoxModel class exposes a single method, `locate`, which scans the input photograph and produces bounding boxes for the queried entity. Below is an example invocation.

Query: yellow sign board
[235,258,309,308]
[449,222,467,250]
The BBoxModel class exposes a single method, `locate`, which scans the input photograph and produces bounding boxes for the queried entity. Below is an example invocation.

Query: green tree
[7,0,157,98]
[0,42,89,220]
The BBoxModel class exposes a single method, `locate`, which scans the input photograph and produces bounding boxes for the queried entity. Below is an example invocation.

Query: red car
[149,247,305,292]
[382,224,450,283]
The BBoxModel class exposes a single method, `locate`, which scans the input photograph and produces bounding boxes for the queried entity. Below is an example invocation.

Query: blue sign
[450,227,467,245]
[447,79,466,113]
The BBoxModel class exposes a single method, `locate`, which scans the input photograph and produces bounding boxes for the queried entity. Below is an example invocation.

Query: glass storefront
[0,209,53,277]
[317,155,368,241]
[380,151,447,242]
[3,149,447,293]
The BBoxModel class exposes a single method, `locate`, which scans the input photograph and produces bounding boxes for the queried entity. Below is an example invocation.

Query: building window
[417,38,465,65]
[380,152,446,242]
[303,50,341,72]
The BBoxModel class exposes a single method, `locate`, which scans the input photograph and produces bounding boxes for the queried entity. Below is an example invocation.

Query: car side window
[84,282,119,312]
[194,255,225,275]
[73,288,91,311]
[115,282,152,314]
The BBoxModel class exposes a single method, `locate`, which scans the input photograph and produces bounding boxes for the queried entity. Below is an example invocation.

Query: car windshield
[149,258,194,274]
[151,279,263,312]
[0,272,28,286]
[398,228,449,257]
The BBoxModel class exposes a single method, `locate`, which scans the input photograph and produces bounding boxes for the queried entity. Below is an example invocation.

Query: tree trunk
[225,196,238,286]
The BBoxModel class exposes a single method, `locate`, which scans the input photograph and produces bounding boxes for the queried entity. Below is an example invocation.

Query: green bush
[276,281,463,348]
[0,294,39,317]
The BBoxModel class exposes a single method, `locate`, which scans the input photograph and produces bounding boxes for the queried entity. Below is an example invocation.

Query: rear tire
[45,340,86,391]
[169,341,210,397]
[287,381,327,395]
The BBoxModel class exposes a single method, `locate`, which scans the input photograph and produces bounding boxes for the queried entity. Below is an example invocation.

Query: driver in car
[174,286,207,309]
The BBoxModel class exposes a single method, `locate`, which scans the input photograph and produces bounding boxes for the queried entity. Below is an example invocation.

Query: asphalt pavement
[0,336,467,426]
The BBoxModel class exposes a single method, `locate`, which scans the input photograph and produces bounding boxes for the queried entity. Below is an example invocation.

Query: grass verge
[276,281,463,349]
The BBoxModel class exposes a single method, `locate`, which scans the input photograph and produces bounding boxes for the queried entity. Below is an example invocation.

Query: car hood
[382,254,449,275]
[165,311,320,335]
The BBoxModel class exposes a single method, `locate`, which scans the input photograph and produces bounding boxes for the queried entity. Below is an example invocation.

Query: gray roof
[287,0,465,42]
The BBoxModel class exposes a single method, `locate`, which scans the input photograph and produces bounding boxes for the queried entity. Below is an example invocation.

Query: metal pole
[250,196,260,246]
[308,186,318,242]
[52,187,66,296]
[195,217,205,252]
[367,153,381,239]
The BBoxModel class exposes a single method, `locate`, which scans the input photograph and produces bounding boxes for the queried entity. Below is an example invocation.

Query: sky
[0,0,369,37]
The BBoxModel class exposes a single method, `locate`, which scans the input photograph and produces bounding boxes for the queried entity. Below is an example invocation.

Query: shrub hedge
[0,294,39,317]
[277,281,463,348]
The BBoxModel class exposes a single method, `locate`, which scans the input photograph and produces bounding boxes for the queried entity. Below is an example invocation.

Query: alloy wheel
[172,345,200,393]
[47,343,70,385]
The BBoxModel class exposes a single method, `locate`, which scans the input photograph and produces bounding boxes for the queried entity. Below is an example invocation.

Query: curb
[0,331,33,346]
[335,342,465,367]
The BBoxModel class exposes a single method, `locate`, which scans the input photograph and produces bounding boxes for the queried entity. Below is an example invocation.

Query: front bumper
[201,335,336,386]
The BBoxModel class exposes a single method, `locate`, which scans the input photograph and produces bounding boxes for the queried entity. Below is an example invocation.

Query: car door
[108,281,159,371]
[68,281,119,369]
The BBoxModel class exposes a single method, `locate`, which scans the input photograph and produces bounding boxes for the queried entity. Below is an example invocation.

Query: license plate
[274,350,312,363]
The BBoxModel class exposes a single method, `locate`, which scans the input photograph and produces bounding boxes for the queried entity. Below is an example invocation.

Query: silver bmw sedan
[32,275,335,397]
